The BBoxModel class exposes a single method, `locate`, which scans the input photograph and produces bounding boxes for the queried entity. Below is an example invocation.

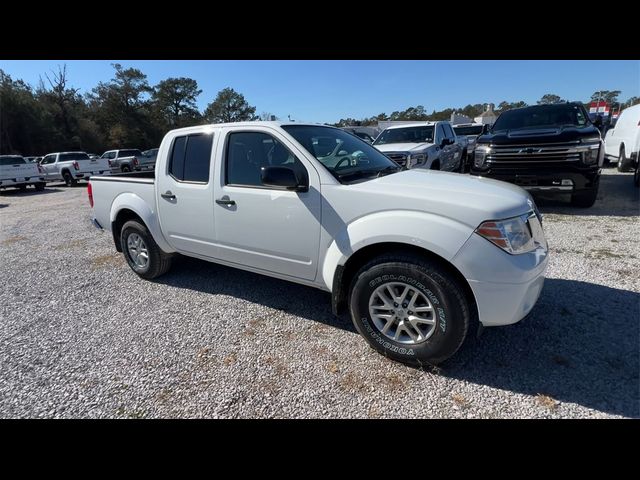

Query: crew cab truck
[102,149,156,173]
[471,103,604,208]
[453,123,488,172]
[40,151,110,187]
[372,121,464,172]
[0,155,46,191]
[89,122,548,366]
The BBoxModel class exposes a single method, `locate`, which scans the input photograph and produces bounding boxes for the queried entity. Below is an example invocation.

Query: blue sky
[1,60,638,123]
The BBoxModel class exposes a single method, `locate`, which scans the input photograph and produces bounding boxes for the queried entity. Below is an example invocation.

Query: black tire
[349,253,470,367]
[459,151,467,173]
[431,161,440,171]
[120,220,173,279]
[617,145,631,172]
[62,171,76,187]
[34,182,45,191]
[18,185,27,192]
[571,187,598,208]
[122,165,131,173]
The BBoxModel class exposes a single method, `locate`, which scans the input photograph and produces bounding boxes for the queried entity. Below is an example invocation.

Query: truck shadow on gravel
[444,278,640,418]
[535,170,639,217]
[156,256,356,333]
[0,188,63,197]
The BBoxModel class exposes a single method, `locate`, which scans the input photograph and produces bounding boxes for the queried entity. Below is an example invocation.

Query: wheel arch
[330,242,477,325]
[109,193,175,254]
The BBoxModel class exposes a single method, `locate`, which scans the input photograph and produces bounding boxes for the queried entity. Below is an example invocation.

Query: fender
[321,210,474,291]
[110,192,176,253]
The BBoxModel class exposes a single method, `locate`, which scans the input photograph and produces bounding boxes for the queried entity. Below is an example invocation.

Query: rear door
[442,123,460,170]
[40,154,59,181]
[156,130,218,257]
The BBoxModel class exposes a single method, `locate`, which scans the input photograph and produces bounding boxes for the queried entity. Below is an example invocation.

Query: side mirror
[261,166,308,192]
[440,138,452,147]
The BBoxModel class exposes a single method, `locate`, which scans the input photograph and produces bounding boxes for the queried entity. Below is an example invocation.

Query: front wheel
[618,146,631,172]
[571,187,598,208]
[349,253,470,367]
[120,220,173,279]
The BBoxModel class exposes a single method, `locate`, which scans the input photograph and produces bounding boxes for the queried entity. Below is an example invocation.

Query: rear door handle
[216,196,236,206]
[161,191,176,200]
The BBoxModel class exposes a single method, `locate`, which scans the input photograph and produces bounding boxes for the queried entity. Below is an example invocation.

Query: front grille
[487,142,582,164]
[385,153,408,167]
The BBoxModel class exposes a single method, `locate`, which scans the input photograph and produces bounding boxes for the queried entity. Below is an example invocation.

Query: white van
[604,104,640,172]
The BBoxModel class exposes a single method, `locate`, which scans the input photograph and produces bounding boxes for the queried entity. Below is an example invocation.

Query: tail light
[133,157,139,167]
[73,161,80,170]
[87,182,94,208]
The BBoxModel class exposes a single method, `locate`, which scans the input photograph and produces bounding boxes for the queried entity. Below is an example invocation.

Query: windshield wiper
[376,165,402,177]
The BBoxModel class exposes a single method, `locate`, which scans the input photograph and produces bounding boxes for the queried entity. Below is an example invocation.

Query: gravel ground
[1,167,638,418]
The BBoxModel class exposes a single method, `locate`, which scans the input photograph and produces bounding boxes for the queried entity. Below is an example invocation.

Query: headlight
[476,214,536,254]
[474,145,491,168]
[579,139,601,165]
[408,153,426,165]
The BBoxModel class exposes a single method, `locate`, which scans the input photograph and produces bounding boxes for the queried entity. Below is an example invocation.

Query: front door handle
[161,191,176,200]
[216,196,236,206]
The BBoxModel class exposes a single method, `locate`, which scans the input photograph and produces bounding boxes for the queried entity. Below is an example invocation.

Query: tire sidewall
[121,222,153,276]
[350,262,466,366]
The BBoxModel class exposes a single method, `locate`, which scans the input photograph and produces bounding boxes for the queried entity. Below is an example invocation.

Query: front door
[156,131,218,258]
[213,127,321,281]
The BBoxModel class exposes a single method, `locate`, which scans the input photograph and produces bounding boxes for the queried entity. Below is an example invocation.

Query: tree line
[2,63,639,155]
[333,91,639,127]
[0,64,258,155]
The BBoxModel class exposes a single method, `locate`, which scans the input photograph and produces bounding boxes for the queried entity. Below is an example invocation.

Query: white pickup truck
[40,151,110,187]
[0,155,46,191]
[89,122,548,366]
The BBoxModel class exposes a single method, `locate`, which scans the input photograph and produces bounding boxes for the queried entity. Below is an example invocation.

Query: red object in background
[87,182,93,207]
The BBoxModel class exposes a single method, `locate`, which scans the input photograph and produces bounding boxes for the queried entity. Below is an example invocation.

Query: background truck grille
[385,153,408,167]
[487,142,582,164]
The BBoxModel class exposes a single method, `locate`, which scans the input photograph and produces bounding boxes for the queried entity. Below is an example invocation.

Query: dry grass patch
[1,235,27,246]
[536,394,558,411]
[91,254,122,269]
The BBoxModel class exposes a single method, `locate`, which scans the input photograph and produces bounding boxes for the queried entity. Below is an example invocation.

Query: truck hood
[478,124,600,146]
[349,169,534,228]
[374,142,433,153]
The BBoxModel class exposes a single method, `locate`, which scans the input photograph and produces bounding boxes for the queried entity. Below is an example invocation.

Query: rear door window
[168,133,213,183]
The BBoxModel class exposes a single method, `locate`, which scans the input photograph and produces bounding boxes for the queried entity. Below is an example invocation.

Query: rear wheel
[34,182,45,191]
[63,171,76,187]
[349,253,470,367]
[571,187,598,208]
[618,145,631,172]
[122,165,131,173]
[18,185,27,192]
[120,220,173,279]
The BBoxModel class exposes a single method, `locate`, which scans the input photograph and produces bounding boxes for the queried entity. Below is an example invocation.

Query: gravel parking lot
[1,168,638,418]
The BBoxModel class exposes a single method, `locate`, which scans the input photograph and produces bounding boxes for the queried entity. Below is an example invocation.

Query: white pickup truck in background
[102,149,156,173]
[40,151,110,187]
[89,121,548,367]
[372,121,464,171]
[0,155,46,191]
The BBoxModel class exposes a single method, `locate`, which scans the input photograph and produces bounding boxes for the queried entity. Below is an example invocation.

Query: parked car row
[0,155,46,191]
[367,102,639,204]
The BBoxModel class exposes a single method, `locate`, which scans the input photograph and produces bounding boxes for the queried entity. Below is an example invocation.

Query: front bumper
[452,232,548,327]
[470,164,600,194]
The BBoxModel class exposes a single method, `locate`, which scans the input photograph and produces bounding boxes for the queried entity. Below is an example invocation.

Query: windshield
[453,125,483,136]
[119,149,143,157]
[282,125,401,184]
[492,104,589,131]
[0,156,25,165]
[373,126,434,145]
[59,152,90,161]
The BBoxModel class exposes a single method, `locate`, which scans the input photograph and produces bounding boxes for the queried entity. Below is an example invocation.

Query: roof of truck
[383,122,438,130]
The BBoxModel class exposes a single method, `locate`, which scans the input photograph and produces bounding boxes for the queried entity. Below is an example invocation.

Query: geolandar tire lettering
[349,253,470,367]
